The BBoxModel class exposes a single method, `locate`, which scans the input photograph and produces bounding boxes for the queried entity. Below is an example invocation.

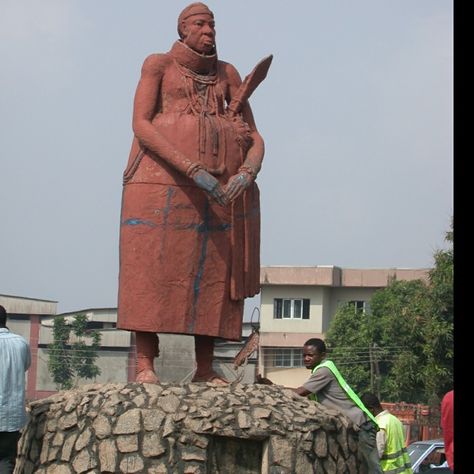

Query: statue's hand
[224,171,252,202]
[255,374,273,385]
[193,169,228,206]
[231,117,253,148]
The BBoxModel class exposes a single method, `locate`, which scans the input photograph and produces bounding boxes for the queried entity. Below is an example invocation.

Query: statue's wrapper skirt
[117,112,260,341]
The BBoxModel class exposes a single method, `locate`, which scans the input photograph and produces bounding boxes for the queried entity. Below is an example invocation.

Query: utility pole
[369,344,374,392]
[373,343,381,399]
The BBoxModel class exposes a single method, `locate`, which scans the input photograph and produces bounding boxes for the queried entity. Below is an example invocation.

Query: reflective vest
[377,411,413,474]
[308,359,378,426]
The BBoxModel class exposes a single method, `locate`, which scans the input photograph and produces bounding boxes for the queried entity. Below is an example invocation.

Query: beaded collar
[169,40,217,76]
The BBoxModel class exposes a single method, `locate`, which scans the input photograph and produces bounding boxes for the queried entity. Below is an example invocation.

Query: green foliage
[47,313,102,390]
[370,279,431,403]
[421,220,453,406]
[326,219,453,406]
[48,315,74,389]
[325,304,372,394]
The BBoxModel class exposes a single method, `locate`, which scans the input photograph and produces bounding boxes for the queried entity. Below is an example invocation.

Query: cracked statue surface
[117,3,271,384]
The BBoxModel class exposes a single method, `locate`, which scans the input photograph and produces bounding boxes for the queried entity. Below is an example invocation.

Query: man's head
[177,3,216,55]
[0,305,7,328]
[303,338,327,370]
[360,392,383,416]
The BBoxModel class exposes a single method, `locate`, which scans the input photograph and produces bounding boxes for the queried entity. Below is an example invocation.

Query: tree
[325,220,453,406]
[420,219,453,406]
[369,279,432,403]
[323,303,372,394]
[47,313,102,390]
[326,280,432,402]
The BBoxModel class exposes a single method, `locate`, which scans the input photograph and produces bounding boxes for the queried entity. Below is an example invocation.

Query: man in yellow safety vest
[360,392,413,474]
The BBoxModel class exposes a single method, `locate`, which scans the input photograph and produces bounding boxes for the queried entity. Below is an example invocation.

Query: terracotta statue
[117,3,271,384]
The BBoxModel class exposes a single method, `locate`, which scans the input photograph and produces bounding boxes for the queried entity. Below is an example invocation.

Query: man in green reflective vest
[360,392,413,474]
[257,338,382,473]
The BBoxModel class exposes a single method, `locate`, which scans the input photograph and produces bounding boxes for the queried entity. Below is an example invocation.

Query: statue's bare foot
[136,368,160,384]
[208,375,229,385]
[192,371,229,385]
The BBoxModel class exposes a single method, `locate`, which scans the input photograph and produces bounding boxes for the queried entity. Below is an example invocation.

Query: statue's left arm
[223,63,265,202]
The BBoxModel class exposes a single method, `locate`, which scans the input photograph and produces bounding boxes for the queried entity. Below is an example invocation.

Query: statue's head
[177,3,216,55]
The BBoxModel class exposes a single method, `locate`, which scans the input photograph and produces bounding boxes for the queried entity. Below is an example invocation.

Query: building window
[349,300,367,313]
[273,298,310,319]
[86,321,117,330]
[272,348,303,367]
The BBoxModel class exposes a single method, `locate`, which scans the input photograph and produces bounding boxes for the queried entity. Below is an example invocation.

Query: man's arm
[254,376,310,397]
[376,429,386,458]
[25,341,31,372]
[293,386,311,397]
[256,368,331,399]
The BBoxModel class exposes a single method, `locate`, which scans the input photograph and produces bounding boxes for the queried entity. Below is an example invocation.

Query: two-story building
[257,265,429,388]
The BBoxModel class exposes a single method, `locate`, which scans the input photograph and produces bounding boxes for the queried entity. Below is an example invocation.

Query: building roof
[0,294,58,315]
[41,307,119,326]
[260,266,430,288]
[57,307,118,317]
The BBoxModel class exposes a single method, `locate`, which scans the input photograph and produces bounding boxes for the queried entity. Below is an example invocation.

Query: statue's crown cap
[178,3,214,24]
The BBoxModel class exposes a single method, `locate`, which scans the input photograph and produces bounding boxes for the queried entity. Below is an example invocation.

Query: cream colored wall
[264,367,309,388]
[6,318,31,341]
[328,287,379,323]
[36,347,61,391]
[260,286,325,333]
[93,351,130,384]
[39,324,131,347]
[36,348,130,391]
[320,287,332,334]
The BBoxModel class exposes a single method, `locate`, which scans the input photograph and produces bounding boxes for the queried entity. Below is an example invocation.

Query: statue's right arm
[131,54,199,177]
[131,54,228,206]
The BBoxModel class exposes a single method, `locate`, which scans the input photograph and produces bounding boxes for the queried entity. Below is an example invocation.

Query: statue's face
[182,13,216,54]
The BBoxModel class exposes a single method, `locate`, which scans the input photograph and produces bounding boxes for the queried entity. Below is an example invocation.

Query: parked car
[407,439,451,473]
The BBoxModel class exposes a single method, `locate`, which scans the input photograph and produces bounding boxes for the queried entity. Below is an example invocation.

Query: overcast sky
[0,1,453,315]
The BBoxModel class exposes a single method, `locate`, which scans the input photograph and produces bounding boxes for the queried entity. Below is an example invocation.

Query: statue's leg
[192,335,229,385]
[135,331,160,384]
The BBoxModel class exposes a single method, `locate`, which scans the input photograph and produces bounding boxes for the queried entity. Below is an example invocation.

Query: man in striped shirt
[0,305,31,473]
